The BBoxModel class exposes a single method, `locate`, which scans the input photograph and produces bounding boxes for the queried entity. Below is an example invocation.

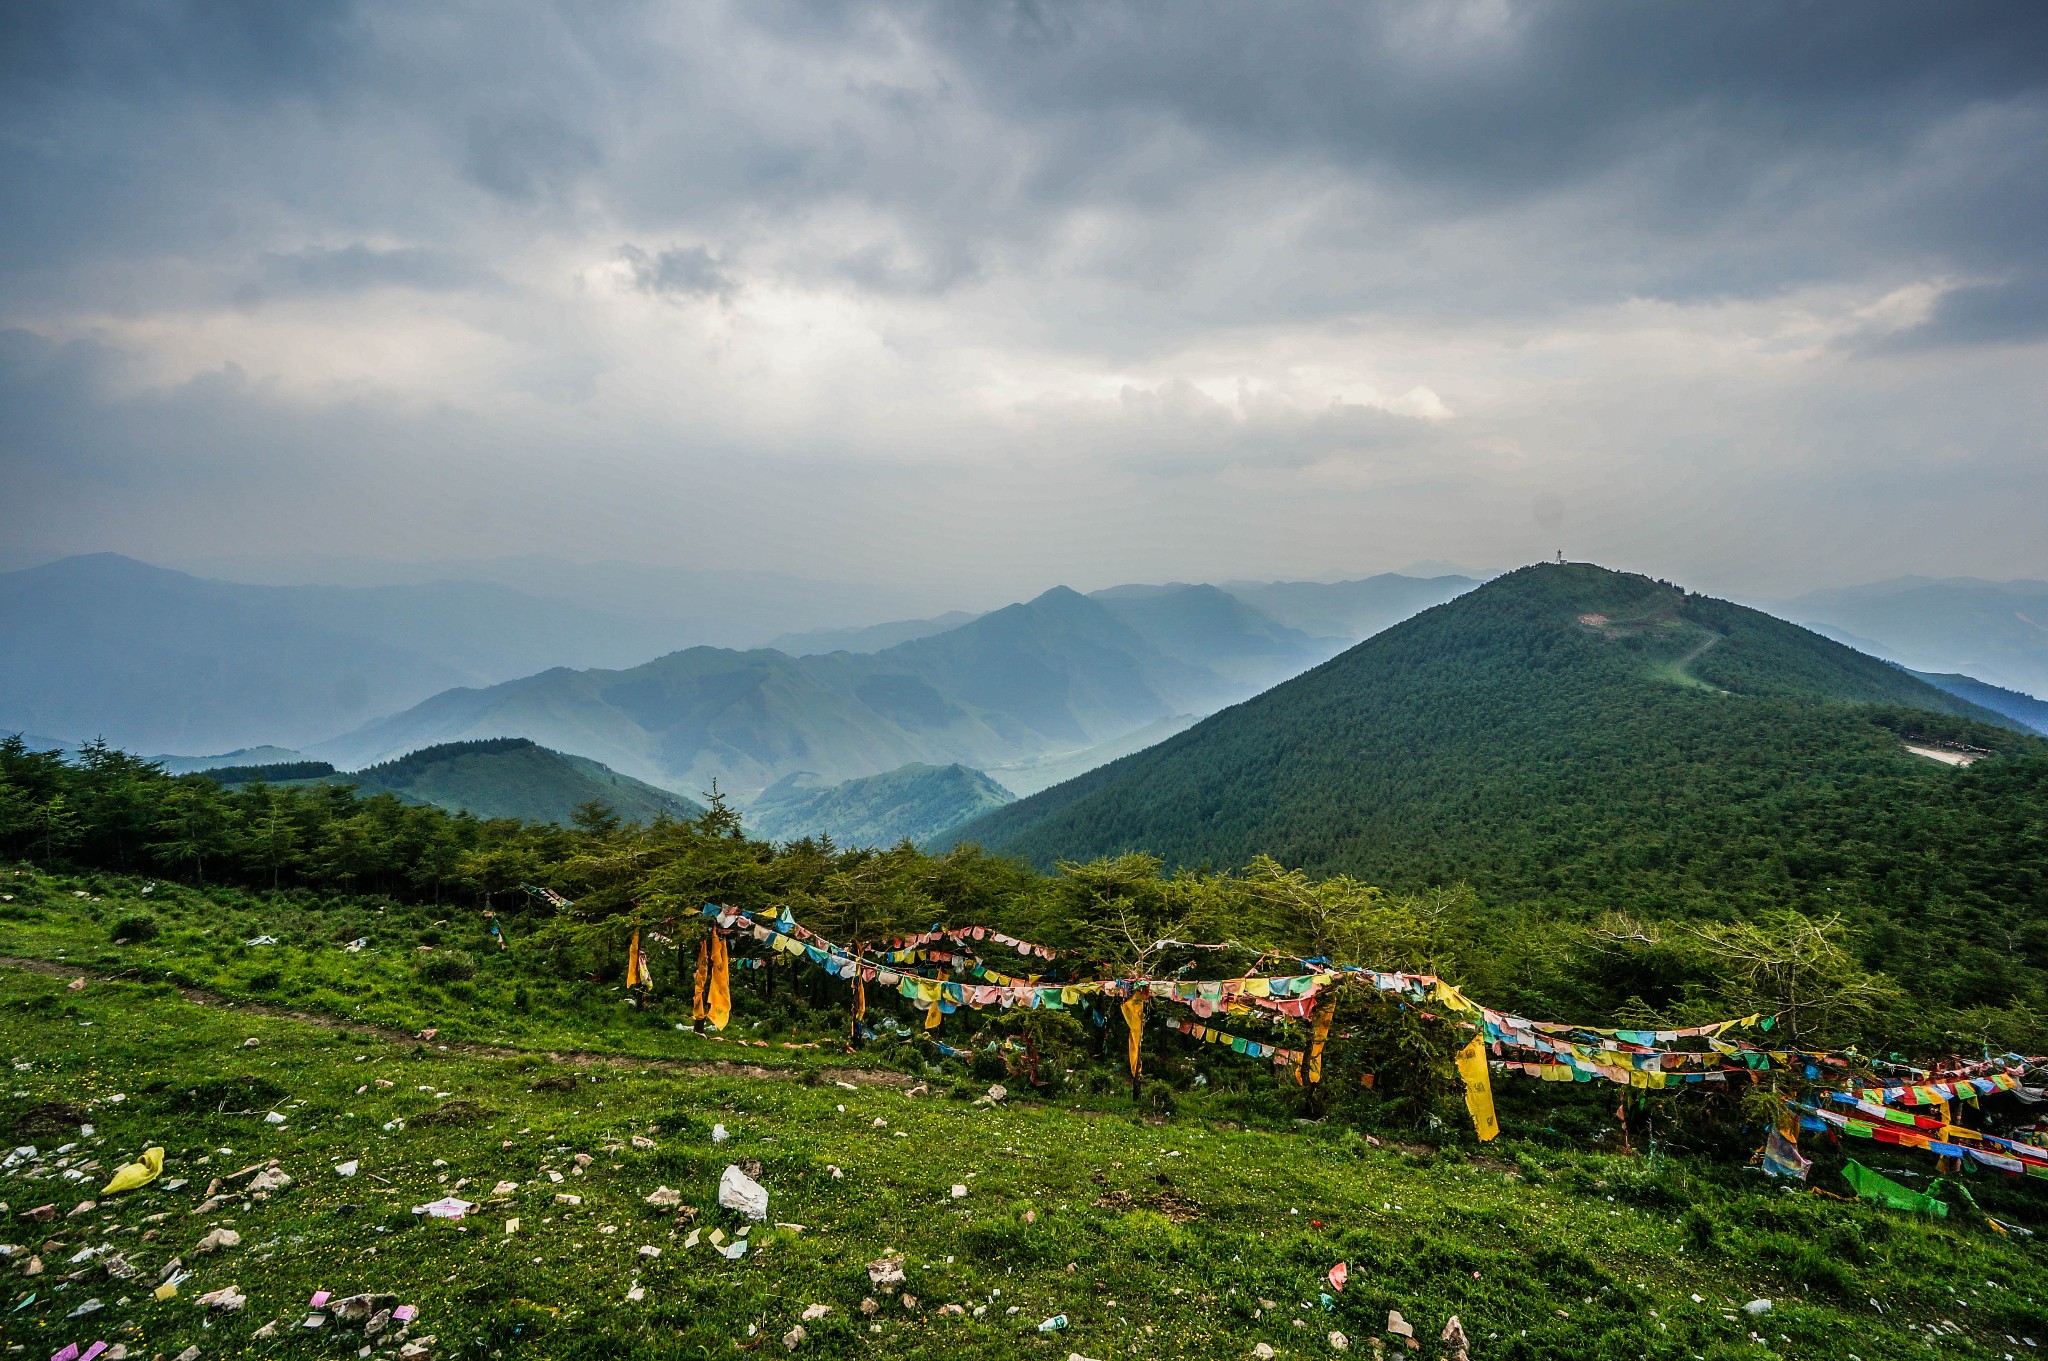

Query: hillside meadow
[6,877,2048,1360]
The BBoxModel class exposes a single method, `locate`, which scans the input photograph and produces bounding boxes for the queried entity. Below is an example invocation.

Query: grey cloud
[619,245,736,302]
[464,109,603,203]
[259,245,495,295]
[2,2,2047,597]
[1858,276,2048,354]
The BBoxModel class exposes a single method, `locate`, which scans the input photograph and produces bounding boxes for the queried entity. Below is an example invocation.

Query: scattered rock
[643,1186,682,1209]
[781,1326,806,1351]
[247,1167,292,1194]
[196,1284,247,1311]
[718,1165,769,1221]
[950,1184,968,1199]
[1253,1346,1276,1360]
[23,1205,56,1223]
[332,1292,397,1323]
[67,1200,97,1217]
[194,1228,242,1253]
[1742,1299,1773,1316]
[859,1297,880,1316]
[1330,1331,1350,1351]
[801,1304,831,1321]
[334,1161,359,1178]
[867,1256,906,1287]
[176,1347,203,1361]
[900,1293,918,1311]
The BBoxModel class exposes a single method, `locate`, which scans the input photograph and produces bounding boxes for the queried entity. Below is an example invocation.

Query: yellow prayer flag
[708,931,732,1030]
[1120,994,1146,1078]
[1431,979,1480,1015]
[101,1145,163,1196]
[692,938,710,1023]
[1455,1035,1500,1142]
[1306,998,1335,1086]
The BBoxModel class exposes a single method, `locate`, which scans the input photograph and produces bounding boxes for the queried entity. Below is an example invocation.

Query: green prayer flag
[1841,1160,1947,1216]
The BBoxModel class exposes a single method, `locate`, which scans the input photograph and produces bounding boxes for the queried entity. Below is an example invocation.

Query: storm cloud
[3,1,2045,598]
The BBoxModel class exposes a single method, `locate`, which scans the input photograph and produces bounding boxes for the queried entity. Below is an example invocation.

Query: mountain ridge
[948,564,2041,932]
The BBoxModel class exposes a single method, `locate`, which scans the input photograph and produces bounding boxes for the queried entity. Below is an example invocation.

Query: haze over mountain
[1907,672,2048,735]
[745,762,1013,848]
[951,565,2045,945]
[0,555,696,753]
[172,553,961,652]
[312,583,1335,799]
[1777,578,2048,702]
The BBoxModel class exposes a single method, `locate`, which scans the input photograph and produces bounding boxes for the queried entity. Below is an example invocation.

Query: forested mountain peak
[950,563,2048,1018]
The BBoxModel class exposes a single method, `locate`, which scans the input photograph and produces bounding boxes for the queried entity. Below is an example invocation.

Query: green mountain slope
[347,738,704,826]
[953,565,2047,961]
[745,762,1014,846]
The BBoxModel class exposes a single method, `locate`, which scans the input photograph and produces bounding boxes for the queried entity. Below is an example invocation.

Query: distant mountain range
[949,565,2041,914]
[745,762,1013,847]
[1908,671,2048,735]
[308,583,1344,799]
[0,555,697,753]
[13,553,2046,833]
[1777,577,2048,702]
[192,737,702,827]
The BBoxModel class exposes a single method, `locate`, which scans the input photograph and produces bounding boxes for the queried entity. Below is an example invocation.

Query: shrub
[109,913,158,943]
[417,950,477,983]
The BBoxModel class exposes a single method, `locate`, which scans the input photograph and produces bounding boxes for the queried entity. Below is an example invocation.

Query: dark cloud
[259,245,494,295]
[1,1,2045,595]
[1859,276,2048,354]
[619,245,736,302]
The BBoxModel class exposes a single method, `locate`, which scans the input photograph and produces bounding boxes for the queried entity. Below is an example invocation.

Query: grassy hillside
[348,739,704,827]
[5,871,2047,1359]
[953,565,2048,1014]
[746,762,1014,847]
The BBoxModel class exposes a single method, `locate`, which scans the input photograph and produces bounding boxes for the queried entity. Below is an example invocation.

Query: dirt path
[0,953,916,1087]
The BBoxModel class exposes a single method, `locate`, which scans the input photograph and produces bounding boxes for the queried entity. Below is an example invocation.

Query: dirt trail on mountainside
[0,954,915,1087]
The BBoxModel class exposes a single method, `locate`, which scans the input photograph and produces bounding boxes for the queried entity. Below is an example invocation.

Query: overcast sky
[4,1,2046,602]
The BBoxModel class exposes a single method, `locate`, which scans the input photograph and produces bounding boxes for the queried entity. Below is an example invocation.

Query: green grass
[6,875,2048,1357]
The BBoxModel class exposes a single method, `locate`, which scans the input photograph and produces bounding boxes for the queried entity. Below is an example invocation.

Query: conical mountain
[951,563,2046,923]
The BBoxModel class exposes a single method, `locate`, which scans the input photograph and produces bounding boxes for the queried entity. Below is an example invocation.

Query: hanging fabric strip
[708,931,732,1030]
[1456,1036,1499,1141]
[1121,994,1147,1079]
